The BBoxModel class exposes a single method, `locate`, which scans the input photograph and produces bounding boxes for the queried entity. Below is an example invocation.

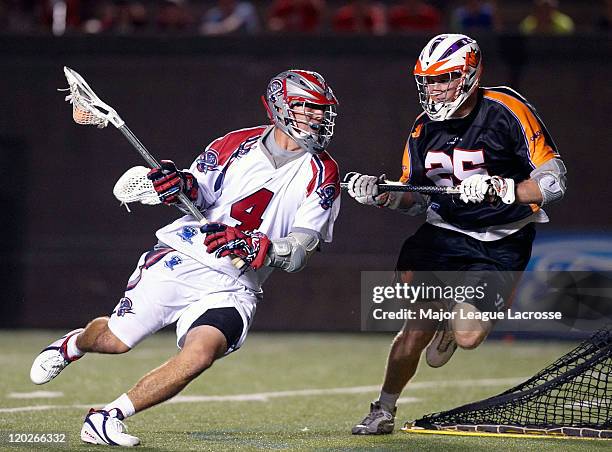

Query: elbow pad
[530,158,567,206]
[267,231,320,273]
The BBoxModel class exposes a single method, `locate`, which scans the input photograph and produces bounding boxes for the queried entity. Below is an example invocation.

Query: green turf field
[0,331,608,451]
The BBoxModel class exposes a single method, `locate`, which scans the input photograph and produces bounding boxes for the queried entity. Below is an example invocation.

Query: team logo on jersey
[164,255,183,270]
[114,297,135,317]
[316,183,337,210]
[530,130,542,142]
[237,136,259,157]
[196,149,219,173]
[267,79,283,102]
[411,123,423,139]
[177,226,198,244]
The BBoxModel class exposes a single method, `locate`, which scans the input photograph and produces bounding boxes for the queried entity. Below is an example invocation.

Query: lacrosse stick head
[113,166,161,211]
[62,66,124,129]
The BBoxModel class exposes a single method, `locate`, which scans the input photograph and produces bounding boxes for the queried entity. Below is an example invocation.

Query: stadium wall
[1,34,609,331]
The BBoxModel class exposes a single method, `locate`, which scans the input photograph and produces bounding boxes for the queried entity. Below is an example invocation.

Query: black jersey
[400,86,561,230]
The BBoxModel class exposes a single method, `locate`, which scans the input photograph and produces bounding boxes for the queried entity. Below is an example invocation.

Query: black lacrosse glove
[147,160,198,205]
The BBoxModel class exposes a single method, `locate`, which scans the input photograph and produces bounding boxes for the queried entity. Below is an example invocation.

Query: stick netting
[412,326,612,438]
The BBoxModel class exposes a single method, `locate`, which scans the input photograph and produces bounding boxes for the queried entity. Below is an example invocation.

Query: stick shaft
[339,182,461,195]
[118,124,205,222]
[117,124,245,269]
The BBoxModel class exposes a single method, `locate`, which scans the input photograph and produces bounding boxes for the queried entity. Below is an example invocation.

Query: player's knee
[76,317,130,354]
[393,329,433,357]
[178,346,217,378]
[179,326,228,377]
[99,328,131,354]
[454,329,487,350]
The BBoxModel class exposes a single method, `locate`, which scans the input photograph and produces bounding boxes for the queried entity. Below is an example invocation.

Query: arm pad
[266,230,320,273]
[530,158,567,206]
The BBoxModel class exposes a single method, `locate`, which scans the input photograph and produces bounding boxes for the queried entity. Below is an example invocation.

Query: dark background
[1,34,610,330]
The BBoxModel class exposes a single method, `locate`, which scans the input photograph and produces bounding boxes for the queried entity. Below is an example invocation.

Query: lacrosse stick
[340,181,461,195]
[62,66,245,270]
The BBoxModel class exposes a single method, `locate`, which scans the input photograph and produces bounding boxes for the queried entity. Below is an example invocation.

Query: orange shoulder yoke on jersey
[483,90,556,168]
[400,142,411,184]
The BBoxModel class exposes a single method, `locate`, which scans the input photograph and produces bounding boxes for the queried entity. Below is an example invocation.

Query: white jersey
[156,125,341,292]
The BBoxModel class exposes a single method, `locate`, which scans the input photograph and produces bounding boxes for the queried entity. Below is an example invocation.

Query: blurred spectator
[156,0,193,32]
[387,0,441,33]
[200,0,259,35]
[82,1,148,34]
[596,0,611,32]
[451,0,499,33]
[332,0,386,35]
[519,0,574,35]
[267,0,324,33]
[39,0,83,34]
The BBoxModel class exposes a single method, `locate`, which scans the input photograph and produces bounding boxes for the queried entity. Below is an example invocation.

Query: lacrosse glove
[147,160,198,205]
[345,172,390,206]
[201,223,271,271]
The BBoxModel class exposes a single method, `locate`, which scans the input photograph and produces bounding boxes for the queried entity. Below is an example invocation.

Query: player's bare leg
[80,325,227,446]
[30,317,130,385]
[352,313,438,435]
[382,324,438,394]
[76,317,131,354]
[127,325,227,412]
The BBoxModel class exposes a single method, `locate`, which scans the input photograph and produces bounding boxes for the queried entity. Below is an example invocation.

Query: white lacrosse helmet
[414,34,483,121]
[262,69,338,154]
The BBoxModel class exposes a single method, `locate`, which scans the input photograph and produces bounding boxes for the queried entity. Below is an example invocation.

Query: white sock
[65,334,84,360]
[378,391,399,412]
[103,393,136,419]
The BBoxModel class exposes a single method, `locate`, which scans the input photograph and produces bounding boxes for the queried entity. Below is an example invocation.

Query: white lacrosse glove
[460,174,515,204]
[346,172,389,206]
[460,174,491,203]
[489,176,516,204]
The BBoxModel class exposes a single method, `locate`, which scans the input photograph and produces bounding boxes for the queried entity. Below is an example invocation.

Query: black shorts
[188,307,244,351]
[396,222,536,313]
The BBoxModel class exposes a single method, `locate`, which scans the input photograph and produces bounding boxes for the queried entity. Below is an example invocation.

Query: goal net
[407,326,612,439]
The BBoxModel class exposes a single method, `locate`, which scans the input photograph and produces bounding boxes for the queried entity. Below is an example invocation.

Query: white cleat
[426,320,457,368]
[81,409,140,447]
[30,328,84,385]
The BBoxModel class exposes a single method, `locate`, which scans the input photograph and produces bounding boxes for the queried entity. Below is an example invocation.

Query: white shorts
[107,247,259,354]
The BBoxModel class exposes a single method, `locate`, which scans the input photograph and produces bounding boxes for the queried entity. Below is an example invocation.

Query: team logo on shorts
[114,297,135,317]
[164,255,183,270]
[177,226,198,244]
[196,149,219,173]
[316,183,337,210]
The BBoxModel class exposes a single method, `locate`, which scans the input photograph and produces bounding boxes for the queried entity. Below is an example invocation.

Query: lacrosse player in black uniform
[346,33,567,434]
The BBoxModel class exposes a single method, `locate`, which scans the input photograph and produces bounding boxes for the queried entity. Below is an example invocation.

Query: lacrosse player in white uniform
[30,69,340,447]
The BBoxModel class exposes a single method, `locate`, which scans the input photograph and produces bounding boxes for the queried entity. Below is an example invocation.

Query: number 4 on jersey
[230,188,274,231]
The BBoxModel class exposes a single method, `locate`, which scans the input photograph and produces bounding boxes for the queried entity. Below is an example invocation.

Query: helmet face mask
[263,70,338,154]
[414,34,482,121]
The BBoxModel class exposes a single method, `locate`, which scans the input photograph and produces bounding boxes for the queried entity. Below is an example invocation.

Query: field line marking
[0,376,526,413]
